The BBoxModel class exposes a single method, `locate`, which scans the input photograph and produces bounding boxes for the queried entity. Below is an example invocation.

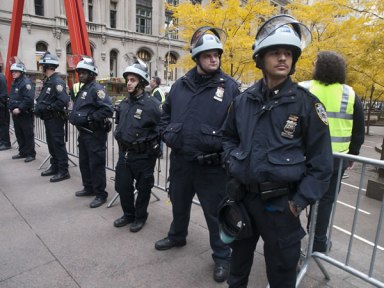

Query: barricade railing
[297,152,384,288]
[30,117,384,286]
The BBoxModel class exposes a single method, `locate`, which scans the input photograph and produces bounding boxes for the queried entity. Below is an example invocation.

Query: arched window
[35,42,48,70]
[110,50,118,77]
[36,41,48,52]
[137,49,152,76]
[164,51,178,83]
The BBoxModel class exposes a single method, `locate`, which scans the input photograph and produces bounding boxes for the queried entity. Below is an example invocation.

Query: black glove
[227,178,245,202]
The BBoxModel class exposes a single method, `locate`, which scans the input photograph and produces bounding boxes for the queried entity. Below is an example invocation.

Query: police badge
[214,87,224,102]
[134,108,143,119]
[26,84,32,90]
[81,92,87,99]
[97,90,106,99]
[281,114,299,139]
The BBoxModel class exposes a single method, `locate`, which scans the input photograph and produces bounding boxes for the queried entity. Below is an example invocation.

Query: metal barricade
[297,152,384,288]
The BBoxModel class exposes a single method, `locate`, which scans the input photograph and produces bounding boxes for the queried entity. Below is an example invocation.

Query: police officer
[35,52,70,182]
[299,51,365,252]
[154,26,240,283]
[222,15,333,287]
[9,62,36,162]
[69,58,113,208]
[0,71,11,151]
[113,60,161,232]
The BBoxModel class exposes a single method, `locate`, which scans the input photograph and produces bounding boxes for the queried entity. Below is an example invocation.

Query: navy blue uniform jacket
[114,92,161,145]
[9,76,35,112]
[223,78,333,209]
[35,72,69,115]
[69,80,113,127]
[160,67,240,159]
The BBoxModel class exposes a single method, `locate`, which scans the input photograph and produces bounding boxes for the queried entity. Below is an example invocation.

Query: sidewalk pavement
[0,135,380,288]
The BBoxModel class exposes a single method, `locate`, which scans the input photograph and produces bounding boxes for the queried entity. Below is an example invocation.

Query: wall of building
[0,0,187,84]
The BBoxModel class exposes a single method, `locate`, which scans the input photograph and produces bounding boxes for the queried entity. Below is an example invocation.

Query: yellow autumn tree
[166,0,276,85]
[288,0,384,101]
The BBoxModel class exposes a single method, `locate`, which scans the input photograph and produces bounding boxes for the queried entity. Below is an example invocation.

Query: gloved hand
[227,178,245,202]
[46,105,53,111]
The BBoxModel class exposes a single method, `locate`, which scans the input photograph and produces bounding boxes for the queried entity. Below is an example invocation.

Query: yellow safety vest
[299,80,355,153]
[152,87,165,103]
[73,82,83,98]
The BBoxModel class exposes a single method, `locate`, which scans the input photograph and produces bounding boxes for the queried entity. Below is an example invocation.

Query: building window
[136,6,152,34]
[167,0,179,5]
[110,50,118,77]
[110,1,117,28]
[36,42,48,52]
[35,0,44,16]
[164,51,177,82]
[165,14,178,40]
[88,0,93,22]
[137,49,152,76]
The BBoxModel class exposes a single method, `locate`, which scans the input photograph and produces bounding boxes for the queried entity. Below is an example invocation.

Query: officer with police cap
[69,57,113,208]
[154,26,240,283]
[222,15,333,287]
[113,59,161,232]
[35,52,70,181]
[9,60,36,162]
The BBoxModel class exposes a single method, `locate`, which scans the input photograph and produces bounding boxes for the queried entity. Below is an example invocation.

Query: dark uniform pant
[0,105,11,147]
[314,158,348,246]
[78,129,108,199]
[13,113,35,157]
[228,192,306,288]
[44,118,68,173]
[167,152,231,264]
[115,152,157,221]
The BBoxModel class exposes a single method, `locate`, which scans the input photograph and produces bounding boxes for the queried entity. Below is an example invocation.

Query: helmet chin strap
[130,83,144,98]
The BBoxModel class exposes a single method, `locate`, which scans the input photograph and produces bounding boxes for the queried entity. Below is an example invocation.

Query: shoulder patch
[26,84,32,90]
[97,90,106,99]
[315,103,328,125]
[56,84,64,92]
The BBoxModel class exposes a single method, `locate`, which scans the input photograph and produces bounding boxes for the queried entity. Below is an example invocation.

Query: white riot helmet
[76,57,99,76]
[123,58,149,86]
[10,63,27,73]
[252,15,311,74]
[190,26,226,59]
[38,51,59,68]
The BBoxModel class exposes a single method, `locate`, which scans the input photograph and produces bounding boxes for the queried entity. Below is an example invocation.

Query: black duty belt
[246,182,294,200]
[195,152,222,166]
[120,139,158,154]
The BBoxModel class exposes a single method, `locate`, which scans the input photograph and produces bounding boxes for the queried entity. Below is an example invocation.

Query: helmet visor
[256,15,311,50]
[190,26,227,49]
[9,56,24,66]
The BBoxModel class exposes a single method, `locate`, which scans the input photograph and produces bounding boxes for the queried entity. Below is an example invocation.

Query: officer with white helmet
[154,26,240,283]
[8,60,36,161]
[35,51,70,181]
[113,59,161,232]
[222,15,333,287]
[69,57,113,208]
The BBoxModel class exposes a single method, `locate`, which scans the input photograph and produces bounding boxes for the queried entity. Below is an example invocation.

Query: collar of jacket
[128,91,148,104]
[245,77,295,102]
[182,67,226,89]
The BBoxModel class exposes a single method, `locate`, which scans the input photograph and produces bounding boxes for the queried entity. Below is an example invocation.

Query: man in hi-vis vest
[299,51,365,252]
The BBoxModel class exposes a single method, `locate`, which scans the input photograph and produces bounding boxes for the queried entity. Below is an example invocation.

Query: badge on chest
[134,108,143,119]
[214,87,224,102]
[81,91,87,99]
[281,114,298,139]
